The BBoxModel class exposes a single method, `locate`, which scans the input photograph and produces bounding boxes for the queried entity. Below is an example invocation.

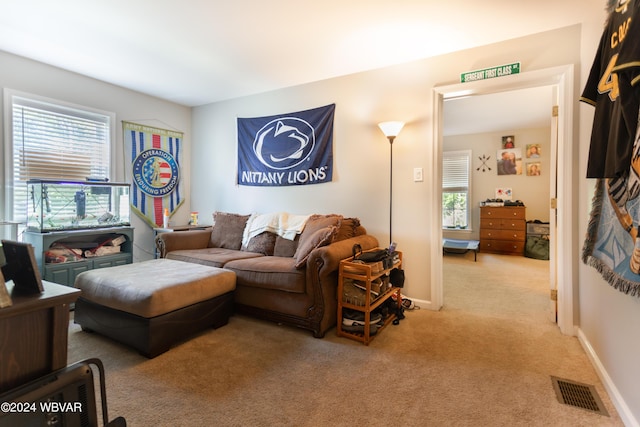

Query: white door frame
[431,65,576,335]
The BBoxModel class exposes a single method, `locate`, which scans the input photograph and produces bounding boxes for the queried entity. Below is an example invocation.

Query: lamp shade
[378,121,405,138]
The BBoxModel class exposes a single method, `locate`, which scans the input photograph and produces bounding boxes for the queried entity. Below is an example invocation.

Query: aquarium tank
[27,179,131,232]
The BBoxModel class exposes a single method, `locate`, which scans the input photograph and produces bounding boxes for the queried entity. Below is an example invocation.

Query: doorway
[431,65,576,335]
[442,86,553,316]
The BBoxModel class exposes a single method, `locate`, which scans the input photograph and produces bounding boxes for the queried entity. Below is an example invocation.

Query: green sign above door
[460,62,521,83]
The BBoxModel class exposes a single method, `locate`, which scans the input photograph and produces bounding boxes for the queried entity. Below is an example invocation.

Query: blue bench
[442,239,480,262]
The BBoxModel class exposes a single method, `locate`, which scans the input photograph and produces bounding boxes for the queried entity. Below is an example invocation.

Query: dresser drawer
[480,206,526,220]
[479,239,525,255]
[481,218,526,231]
[480,229,526,241]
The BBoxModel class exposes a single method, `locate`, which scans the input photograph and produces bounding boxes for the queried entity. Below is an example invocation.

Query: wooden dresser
[479,206,526,256]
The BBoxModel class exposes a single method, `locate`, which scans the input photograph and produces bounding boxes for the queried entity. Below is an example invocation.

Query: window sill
[443,227,472,232]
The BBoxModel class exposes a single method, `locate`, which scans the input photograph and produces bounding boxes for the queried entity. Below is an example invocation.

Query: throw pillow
[243,231,277,255]
[293,214,342,269]
[209,211,250,250]
[293,225,338,268]
[302,214,343,235]
[335,217,361,241]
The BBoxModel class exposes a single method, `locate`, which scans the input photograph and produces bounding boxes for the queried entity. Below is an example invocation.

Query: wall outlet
[413,167,424,182]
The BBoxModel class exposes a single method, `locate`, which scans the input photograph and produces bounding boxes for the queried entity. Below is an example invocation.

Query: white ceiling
[0,1,603,108]
[443,86,554,136]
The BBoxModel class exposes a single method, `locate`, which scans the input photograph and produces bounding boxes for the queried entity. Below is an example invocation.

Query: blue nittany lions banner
[237,104,335,186]
[124,121,184,228]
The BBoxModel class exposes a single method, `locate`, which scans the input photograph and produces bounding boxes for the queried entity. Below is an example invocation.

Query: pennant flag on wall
[124,121,184,228]
[237,104,335,186]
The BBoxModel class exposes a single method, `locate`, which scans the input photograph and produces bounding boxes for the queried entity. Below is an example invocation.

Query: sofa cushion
[242,231,277,255]
[224,256,306,294]
[293,214,342,268]
[209,211,250,250]
[273,234,299,257]
[167,247,263,268]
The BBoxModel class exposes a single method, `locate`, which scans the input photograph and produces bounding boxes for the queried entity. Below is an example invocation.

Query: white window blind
[9,94,112,227]
[442,150,471,229]
[443,151,470,191]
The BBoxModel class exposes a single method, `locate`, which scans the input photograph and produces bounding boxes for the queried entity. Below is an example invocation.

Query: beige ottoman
[74,259,236,357]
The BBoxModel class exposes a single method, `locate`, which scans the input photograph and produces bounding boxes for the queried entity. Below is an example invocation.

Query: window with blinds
[8,93,112,229]
[442,150,471,229]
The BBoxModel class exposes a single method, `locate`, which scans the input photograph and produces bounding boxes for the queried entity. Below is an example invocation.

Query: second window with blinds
[442,150,471,230]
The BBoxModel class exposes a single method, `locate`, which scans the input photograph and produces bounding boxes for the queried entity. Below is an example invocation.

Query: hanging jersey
[581,0,640,178]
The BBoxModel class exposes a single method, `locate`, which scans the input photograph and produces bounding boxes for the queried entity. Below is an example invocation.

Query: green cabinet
[23,227,134,287]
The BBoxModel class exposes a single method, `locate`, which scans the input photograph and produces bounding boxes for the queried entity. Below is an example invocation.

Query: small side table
[153,225,211,258]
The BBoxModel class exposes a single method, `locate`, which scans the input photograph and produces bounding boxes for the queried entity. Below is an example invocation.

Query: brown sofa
[155,212,379,337]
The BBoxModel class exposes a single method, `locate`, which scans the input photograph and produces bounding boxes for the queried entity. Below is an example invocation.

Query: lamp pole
[377,121,404,246]
[388,135,395,244]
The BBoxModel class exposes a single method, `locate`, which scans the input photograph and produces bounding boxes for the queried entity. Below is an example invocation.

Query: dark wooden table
[0,280,80,393]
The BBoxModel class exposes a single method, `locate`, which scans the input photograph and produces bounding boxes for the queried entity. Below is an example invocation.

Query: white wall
[0,51,192,261]
[444,127,551,241]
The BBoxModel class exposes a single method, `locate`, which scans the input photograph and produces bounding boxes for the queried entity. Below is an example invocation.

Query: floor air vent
[551,376,609,416]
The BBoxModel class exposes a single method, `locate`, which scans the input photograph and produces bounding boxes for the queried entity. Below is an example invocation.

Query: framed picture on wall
[526,162,542,176]
[497,148,522,175]
[526,144,541,158]
[502,135,515,148]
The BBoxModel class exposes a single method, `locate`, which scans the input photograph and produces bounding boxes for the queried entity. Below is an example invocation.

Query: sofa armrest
[155,229,212,258]
[310,234,380,273]
[303,234,379,336]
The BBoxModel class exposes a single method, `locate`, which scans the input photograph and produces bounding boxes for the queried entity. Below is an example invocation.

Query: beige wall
[443,127,551,241]
[191,21,640,423]
[0,51,192,261]
[442,126,551,244]
[1,3,639,422]
[192,25,581,303]
[577,15,640,427]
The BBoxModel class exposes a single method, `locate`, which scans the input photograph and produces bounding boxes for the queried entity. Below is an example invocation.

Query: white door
[549,102,559,322]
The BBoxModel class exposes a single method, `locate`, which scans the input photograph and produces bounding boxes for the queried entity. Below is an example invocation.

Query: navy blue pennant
[237,104,334,186]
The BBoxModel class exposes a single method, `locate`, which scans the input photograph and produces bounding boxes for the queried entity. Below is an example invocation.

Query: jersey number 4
[599,54,620,101]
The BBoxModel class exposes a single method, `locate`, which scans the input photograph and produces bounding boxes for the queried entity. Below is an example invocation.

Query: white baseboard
[406,297,435,311]
[577,327,639,427]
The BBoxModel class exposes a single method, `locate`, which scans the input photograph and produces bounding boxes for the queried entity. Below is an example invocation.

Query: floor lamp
[378,121,404,245]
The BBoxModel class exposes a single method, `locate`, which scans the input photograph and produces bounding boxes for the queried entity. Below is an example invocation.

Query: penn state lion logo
[253,117,316,170]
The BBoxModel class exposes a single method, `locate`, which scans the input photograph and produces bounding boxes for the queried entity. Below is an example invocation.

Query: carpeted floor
[67,253,624,426]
